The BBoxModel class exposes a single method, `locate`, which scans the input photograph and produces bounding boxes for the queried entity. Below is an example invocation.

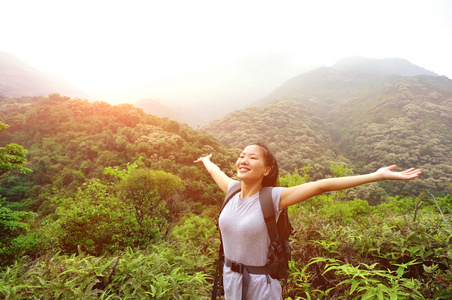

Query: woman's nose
[240,158,249,165]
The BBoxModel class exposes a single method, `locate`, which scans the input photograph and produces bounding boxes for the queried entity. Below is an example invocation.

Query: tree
[0,198,40,268]
[0,122,31,178]
[45,161,183,256]
[111,165,182,234]
[46,179,135,255]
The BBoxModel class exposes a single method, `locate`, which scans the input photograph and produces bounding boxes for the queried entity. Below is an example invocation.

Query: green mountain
[0,51,87,99]
[0,94,236,214]
[204,57,452,200]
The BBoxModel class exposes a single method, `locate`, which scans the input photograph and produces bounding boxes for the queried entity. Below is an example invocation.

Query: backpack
[211,181,293,300]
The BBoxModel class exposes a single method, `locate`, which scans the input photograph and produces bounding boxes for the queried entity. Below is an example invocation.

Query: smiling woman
[236,143,278,191]
[195,142,421,299]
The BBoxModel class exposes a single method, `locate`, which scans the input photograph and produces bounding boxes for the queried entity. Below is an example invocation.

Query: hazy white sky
[1,0,451,96]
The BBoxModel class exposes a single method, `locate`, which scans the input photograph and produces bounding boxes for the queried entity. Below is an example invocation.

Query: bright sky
[1,0,451,97]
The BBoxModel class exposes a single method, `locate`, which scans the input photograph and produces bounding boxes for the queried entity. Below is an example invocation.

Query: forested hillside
[0,94,237,214]
[204,60,452,201]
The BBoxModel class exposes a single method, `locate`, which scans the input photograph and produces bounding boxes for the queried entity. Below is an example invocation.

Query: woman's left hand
[375,165,422,181]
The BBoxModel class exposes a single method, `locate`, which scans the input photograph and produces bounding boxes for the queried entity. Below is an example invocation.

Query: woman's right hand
[194,154,212,163]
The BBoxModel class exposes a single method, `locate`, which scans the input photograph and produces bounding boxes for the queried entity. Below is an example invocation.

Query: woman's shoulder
[271,186,284,198]
[227,180,241,191]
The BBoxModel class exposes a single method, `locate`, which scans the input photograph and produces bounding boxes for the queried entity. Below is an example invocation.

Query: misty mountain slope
[134,99,191,125]
[204,58,452,198]
[332,56,437,76]
[0,51,87,99]
[258,57,439,116]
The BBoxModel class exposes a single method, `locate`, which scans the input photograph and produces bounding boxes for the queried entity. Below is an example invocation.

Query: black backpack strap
[211,181,241,300]
[216,181,241,233]
[211,244,224,300]
[259,187,281,260]
[220,181,242,212]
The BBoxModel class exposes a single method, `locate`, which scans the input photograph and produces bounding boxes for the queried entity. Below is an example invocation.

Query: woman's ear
[263,167,271,176]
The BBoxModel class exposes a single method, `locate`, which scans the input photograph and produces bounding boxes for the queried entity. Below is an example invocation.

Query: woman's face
[236,145,271,183]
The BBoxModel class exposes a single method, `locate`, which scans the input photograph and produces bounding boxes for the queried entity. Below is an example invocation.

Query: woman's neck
[240,181,263,198]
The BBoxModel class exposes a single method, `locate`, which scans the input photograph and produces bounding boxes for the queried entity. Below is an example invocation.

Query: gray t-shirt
[218,180,284,300]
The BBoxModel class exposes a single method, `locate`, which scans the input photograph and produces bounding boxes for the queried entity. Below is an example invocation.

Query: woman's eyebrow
[241,152,259,156]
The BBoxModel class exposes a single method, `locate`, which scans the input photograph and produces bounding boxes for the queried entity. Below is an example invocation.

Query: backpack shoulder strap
[212,181,241,300]
[220,181,242,212]
[259,187,278,239]
[259,187,280,258]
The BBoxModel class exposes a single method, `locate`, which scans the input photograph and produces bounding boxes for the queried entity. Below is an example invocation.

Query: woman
[195,142,421,300]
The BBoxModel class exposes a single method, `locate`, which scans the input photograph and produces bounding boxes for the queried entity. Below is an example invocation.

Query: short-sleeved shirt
[218,180,284,300]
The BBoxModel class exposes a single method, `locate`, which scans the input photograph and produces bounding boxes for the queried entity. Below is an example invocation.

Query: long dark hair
[248,142,279,187]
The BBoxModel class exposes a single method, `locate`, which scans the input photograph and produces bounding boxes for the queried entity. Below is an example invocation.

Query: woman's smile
[238,166,250,173]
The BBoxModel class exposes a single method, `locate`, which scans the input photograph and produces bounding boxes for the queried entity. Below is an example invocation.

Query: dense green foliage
[0,95,236,214]
[0,202,41,269]
[44,161,183,256]
[1,245,211,299]
[1,171,451,299]
[286,194,452,299]
[332,76,452,195]
[0,121,31,177]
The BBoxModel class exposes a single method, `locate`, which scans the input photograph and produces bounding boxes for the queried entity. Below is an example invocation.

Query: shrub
[0,204,42,268]
[285,193,452,299]
[0,245,210,299]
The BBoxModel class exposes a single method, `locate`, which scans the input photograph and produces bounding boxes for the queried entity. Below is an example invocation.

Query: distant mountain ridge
[0,51,87,99]
[332,56,437,76]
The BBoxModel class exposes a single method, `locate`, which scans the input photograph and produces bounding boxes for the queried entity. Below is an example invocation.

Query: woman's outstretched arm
[279,165,421,209]
[194,154,233,193]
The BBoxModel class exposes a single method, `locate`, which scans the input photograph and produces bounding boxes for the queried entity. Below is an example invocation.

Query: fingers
[403,168,416,175]
[407,169,422,176]
[379,165,421,180]
[194,154,212,163]
[401,168,419,174]
[385,165,421,176]
[399,168,422,179]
